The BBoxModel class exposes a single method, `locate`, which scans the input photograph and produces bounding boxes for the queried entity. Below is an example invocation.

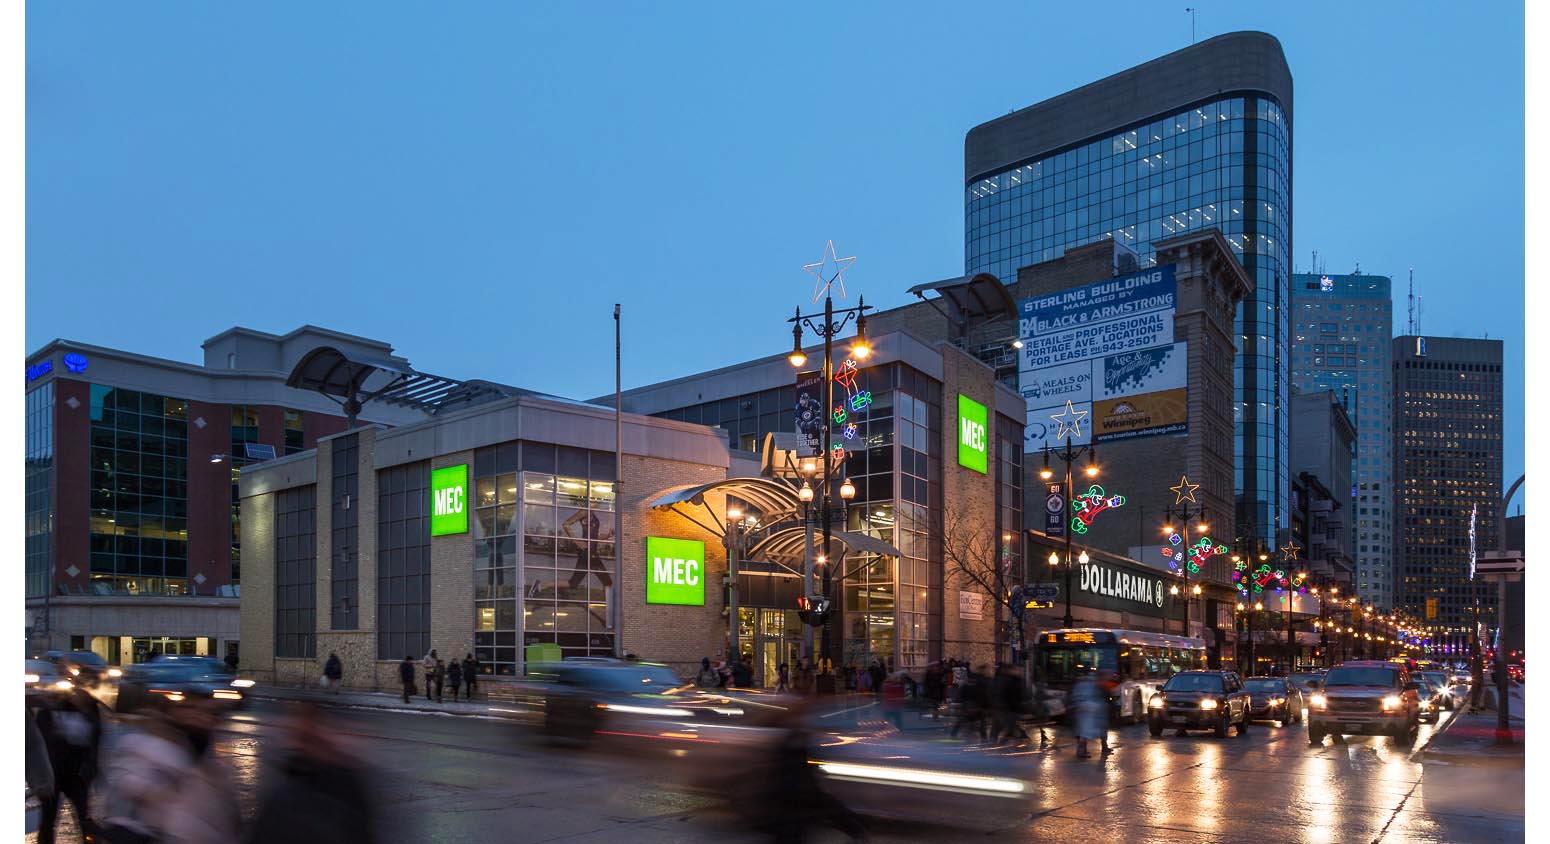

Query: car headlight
[1419,700,1432,710]
[1310,693,1327,710]
[108,668,123,678]
[1270,697,1285,706]
[1149,695,1165,709]
[213,690,242,701]
[1381,695,1402,711]
[24,673,39,684]
[1199,698,1219,710]
[231,678,255,688]
[53,679,74,691]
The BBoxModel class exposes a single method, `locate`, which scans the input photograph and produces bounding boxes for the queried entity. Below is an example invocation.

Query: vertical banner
[1043,482,1066,538]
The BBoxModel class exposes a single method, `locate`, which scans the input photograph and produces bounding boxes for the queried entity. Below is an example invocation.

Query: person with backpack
[322,652,343,695]
[695,657,719,688]
[35,683,103,844]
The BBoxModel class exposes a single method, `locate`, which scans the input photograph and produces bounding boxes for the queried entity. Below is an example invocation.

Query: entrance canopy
[287,345,516,423]
[646,477,804,538]
[747,526,902,568]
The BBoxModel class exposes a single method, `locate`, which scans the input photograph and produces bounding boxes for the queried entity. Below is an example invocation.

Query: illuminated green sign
[430,464,469,536]
[957,394,989,474]
[645,536,706,606]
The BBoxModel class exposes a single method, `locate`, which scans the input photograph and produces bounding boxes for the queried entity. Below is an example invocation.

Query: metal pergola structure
[287,346,515,425]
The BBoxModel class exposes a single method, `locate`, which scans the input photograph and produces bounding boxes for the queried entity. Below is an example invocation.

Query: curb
[1412,702,1525,767]
[250,689,524,721]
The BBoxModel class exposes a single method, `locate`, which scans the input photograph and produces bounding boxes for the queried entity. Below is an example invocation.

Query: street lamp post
[1161,500,1210,638]
[1039,443,1099,629]
[1249,601,1263,674]
[787,274,870,676]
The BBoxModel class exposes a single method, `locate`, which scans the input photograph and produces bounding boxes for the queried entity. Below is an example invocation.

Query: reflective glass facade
[88,385,191,593]
[26,383,55,598]
[1291,274,1394,608]
[966,95,1291,544]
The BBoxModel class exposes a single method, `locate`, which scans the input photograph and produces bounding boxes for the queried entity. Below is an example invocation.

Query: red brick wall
[53,379,91,590]
[304,410,350,447]
[187,400,234,590]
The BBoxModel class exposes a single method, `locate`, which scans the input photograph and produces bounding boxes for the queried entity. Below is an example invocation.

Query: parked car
[1307,660,1421,746]
[1244,676,1304,726]
[115,655,251,714]
[1147,671,1251,738]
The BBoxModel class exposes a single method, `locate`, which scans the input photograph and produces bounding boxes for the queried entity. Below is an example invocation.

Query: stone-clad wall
[238,491,276,682]
[939,343,1003,669]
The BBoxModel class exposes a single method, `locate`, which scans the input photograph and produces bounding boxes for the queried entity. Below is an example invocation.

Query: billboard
[1019,264,1185,452]
[957,394,989,474]
[645,537,706,606]
[1092,388,1189,442]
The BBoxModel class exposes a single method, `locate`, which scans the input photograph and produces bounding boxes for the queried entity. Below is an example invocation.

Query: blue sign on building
[25,360,52,382]
[63,353,89,373]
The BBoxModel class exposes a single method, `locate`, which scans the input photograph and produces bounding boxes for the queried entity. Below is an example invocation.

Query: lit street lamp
[1040,440,1098,629]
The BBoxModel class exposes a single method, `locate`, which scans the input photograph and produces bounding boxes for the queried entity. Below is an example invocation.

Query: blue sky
[25,2,1525,498]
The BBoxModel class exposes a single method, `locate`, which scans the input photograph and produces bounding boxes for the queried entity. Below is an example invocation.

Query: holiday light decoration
[1050,400,1088,441]
[803,239,857,303]
[1069,485,1125,535]
[832,359,859,393]
[843,423,858,440]
[832,406,848,425]
[1169,474,1200,505]
[849,391,872,413]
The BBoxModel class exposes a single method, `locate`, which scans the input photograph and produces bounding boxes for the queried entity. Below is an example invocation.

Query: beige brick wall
[238,491,276,682]
[430,449,477,671]
[939,344,1002,669]
[314,437,334,641]
[619,455,729,678]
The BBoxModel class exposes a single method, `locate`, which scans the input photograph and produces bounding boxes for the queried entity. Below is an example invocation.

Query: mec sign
[430,464,469,536]
[957,394,989,474]
[646,536,706,606]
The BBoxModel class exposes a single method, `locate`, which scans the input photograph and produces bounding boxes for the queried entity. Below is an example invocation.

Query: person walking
[776,662,790,692]
[462,653,479,699]
[245,703,381,844]
[35,683,103,844]
[422,649,438,702]
[96,695,241,844]
[432,658,446,703]
[1071,667,1112,758]
[446,658,464,703]
[398,655,416,704]
[923,662,944,717]
[880,671,906,731]
[323,652,343,695]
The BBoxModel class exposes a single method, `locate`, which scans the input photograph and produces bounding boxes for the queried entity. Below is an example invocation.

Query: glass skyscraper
[964,31,1292,547]
[1290,273,1394,609]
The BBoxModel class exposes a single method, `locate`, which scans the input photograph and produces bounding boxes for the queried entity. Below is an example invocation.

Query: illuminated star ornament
[1280,541,1302,560]
[1049,400,1088,441]
[1169,474,1200,505]
[804,240,857,303]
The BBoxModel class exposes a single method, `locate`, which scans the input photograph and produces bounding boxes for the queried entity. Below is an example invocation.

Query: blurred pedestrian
[447,658,463,702]
[399,655,416,704]
[463,653,479,699]
[323,652,343,695]
[856,666,873,694]
[432,658,446,703]
[96,694,240,844]
[757,701,868,843]
[25,709,55,815]
[224,651,239,673]
[880,671,906,731]
[246,703,381,844]
[923,661,944,717]
[1072,667,1111,758]
[794,658,814,694]
[868,660,885,695]
[991,664,1025,745]
[777,662,790,692]
[422,649,438,702]
[695,657,718,687]
[732,656,754,688]
[35,682,104,844]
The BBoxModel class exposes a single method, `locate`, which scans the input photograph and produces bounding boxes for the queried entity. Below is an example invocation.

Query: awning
[746,526,902,567]
[286,346,517,419]
[906,272,1018,329]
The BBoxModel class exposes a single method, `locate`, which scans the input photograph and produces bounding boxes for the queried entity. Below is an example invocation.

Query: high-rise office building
[1391,336,1503,656]
[963,31,1293,548]
[1290,273,1394,608]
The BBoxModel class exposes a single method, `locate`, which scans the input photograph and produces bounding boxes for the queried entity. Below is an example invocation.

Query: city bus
[1032,628,1209,724]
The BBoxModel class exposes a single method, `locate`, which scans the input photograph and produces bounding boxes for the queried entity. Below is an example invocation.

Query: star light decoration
[804,240,857,303]
[1169,474,1200,505]
[1049,400,1089,441]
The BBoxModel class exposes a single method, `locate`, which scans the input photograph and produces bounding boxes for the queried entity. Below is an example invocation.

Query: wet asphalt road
[30,701,1523,843]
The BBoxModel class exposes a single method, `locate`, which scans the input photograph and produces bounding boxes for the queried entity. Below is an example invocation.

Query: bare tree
[941,503,1025,664]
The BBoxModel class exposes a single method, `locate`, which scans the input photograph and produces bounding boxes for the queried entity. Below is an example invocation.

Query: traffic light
[797,595,830,625]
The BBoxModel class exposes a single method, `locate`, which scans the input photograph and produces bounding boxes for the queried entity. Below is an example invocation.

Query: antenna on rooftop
[1185,7,1197,44]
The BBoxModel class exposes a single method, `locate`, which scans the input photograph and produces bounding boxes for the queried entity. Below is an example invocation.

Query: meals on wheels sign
[646,536,706,606]
[1019,265,1187,452]
[430,464,469,536]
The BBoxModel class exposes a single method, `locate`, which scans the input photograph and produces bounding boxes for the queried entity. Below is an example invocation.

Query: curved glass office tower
[964,31,1293,547]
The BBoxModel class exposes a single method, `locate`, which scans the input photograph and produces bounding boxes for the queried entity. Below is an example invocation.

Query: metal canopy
[746,526,901,567]
[647,477,805,535]
[286,346,513,423]
[907,272,1019,337]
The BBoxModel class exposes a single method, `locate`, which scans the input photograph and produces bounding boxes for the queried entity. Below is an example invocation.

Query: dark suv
[1307,660,1421,745]
[1147,671,1251,738]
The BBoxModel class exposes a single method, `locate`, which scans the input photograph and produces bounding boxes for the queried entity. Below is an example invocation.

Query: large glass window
[330,434,359,630]
[26,383,55,598]
[515,443,617,671]
[377,463,430,660]
[274,485,317,658]
[88,385,190,594]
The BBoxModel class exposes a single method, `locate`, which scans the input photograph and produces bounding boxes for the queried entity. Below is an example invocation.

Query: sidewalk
[252,682,539,720]
[1420,682,1525,767]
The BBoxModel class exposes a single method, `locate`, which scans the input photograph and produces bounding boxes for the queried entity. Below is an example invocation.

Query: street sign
[1029,583,1060,600]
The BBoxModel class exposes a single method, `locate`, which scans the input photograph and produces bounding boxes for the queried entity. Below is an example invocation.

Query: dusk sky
[25,2,1525,497]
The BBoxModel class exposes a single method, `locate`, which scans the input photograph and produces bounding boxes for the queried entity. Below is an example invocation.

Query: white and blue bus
[1033,628,1209,724]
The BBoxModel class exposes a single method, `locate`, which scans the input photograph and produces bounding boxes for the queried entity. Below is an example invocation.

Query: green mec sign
[430,464,469,536]
[957,394,989,474]
[645,536,706,606]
